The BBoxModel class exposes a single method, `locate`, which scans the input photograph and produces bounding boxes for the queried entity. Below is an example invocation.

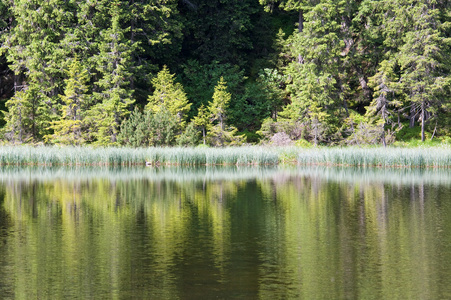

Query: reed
[0,145,450,167]
[0,145,280,166]
[295,146,451,168]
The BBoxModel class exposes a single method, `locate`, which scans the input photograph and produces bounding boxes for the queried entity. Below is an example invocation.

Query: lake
[0,166,451,299]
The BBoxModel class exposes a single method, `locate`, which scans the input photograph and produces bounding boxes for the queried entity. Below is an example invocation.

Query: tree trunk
[431,121,437,140]
[202,127,206,145]
[355,65,372,101]
[421,102,425,142]
[298,9,304,33]
[409,106,416,128]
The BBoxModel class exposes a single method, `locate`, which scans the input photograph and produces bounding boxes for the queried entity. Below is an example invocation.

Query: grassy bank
[0,146,279,166]
[0,145,450,167]
[295,146,451,168]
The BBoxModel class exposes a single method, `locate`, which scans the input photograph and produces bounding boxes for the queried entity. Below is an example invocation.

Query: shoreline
[0,145,451,168]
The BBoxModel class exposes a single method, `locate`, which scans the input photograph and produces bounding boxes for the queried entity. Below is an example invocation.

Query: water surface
[1,166,451,299]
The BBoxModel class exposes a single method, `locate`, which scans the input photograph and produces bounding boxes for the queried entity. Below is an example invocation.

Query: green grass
[0,146,280,166]
[295,146,451,168]
[0,145,450,168]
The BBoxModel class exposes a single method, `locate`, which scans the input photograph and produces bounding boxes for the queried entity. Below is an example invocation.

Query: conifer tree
[192,104,210,145]
[177,122,200,147]
[117,107,148,147]
[278,0,347,143]
[396,1,450,141]
[46,58,90,145]
[89,0,135,145]
[1,0,75,142]
[207,77,245,146]
[1,90,32,143]
[367,60,402,146]
[145,66,191,128]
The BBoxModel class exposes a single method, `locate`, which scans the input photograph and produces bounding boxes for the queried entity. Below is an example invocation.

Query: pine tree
[207,77,245,146]
[278,0,348,143]
[145,66,191,128]
[1,0,75,142]
[192,104,210,145]
[117,107,148,147]
[396,1,450,141]
[46,58,90,145]
[209,77,231,131]
[367,60,402,146]
[88,0,135,145]
[177,122,200,147]
[1,90,32,143]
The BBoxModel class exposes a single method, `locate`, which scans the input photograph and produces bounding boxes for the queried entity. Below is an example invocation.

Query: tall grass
[0,146,279,166]
[1,145,450,167]
[295,146,451,168]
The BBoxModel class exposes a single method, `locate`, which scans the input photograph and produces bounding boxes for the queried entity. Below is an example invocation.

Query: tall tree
[192,104,209,145]
[367,60,402,146]
[46,58,90,145]
[1,0,75,142]
[207,77,244,146]
[145,65,191,128]
[396,1,451,141]
[1,88,44,143]
[88,0,135,145]
[280,0,346,143]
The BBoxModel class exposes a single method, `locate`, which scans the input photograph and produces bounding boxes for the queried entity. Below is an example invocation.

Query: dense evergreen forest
[0,0,450,147]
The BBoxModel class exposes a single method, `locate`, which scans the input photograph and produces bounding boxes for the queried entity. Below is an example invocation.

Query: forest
[0,0,450,147]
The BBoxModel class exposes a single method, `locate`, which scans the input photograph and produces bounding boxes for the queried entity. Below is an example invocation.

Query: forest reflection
[0,166,450,299]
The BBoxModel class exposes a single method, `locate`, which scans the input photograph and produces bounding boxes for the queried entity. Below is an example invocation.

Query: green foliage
[118,107,178,147]
[294,139,313,148]
[239,68,287,130]
[145,66,191,128]
[89,1,136,145]
[192,104,209,145]
[177,122,200,147]
[179,0,257,67]
[207,124,245,147]
[207,78,245,146]
[117,107,147,147]
[396,123,424,142]
[239,130,261,144]
[46,58,90,145]
[1,87,52,143]
[0,0,450,146]
[181,60,247,125]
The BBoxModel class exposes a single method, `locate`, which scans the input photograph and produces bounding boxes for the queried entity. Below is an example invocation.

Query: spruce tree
[396,1,450,141]
[46,58,90,145]
[207,77,245,146]
[88,0,135,145]
[278,0,348,143]
[145,66,191,128]
[192,104,210,145]
[1,0,75,142]
[367,60,402,146]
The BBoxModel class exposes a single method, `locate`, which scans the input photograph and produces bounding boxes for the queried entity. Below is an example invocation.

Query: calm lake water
[1,166,451,299]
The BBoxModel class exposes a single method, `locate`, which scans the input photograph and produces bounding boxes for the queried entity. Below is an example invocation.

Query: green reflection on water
[0,166,451,299]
